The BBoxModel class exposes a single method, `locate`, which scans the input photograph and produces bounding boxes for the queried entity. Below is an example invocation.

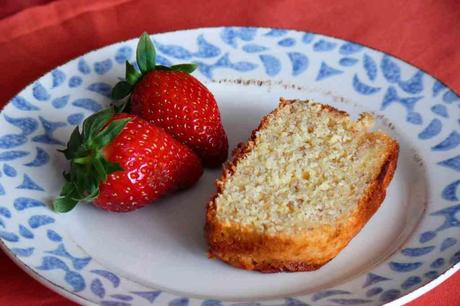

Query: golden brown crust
[205,99,399,272]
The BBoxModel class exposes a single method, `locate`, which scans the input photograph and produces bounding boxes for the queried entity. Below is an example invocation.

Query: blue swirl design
[438,156,460,172]
[78,58,91,74]
[313,39,337,52]
[0,151,29,161]
[24,147,49,167]
[46,243,91,270]
[419,231,437,243]
[242,44,268,53]
[398,71,423,94]
[379,289,400,303]
[11,96,40,111]
[264,29,288,37]
[316,62,343,81]
[14,197,46,211]
[3,164,17,177]
[220,27,257,48]
[4,115,38,136]
[339,42,362,55]
[28,215,55,229]
[69,76,83,88]
[169,297,189,306]
[278,38,296,47]
[401,246,435,257]
[288,52,308,76]
[431,104,448,118]
[131,291,161,303]
[312,290,350,301]
[115,46,133,64]
[259,55,281,76]
[36,256,85,292]
[366,287,383,297]
[418,119,442,139]
[87,82,112,98]
[443,90,460,103]
[52,69,66,88]
[91,270,121,288]
[430,205,460,231]
[352,74,380,95]
[440,237,456,251]
[18,225,34,239]
[52,95,70,109]
[432,131,460,151]
[47,229,62,242]
[32,116,66,145]
[389,261,423,272]
[68,113,85,125]
[339,57,358,67]
[197,54,257,79]
[363,54,377,81]
[91,278,105,298]
[16,174,45,191]
[12,247,34,257]
[0,231,19,242]
[430,258,445,269]
[32,82,50,101]
[380,55,400,83]
[72,98,103,112]
[442,180,460,201]
[432,80,446,97]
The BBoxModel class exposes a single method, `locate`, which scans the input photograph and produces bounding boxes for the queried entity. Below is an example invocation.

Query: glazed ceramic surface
[0,27,459,306]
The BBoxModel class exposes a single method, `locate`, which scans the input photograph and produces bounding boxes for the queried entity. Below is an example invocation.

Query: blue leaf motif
[29,215,55,229]
[14,197,46,211]
[3,164,16,177]
[288,52,308,76]
[115,46,133,64]
[18,225,34,239]
[47,229,62,242]
[193,35,220,58]
[418,119,442,139]
[362,273,390,288]
[366,287,382,297]
[442,180,460,201]
[424,271,439,280]
[381,55,400,83]
[155,55,172,66]
[52,95,70,109]
[278,38,296,47]
[46,243,91,270]
[12,247,34,257]
[78,58,91,74]
[87,82,112,98]
[432,131,460,151]
[312,290,350,301]
[0,151,29,161]
[65,271,85,292]
[52,69,66,88]
[438,155,460,172]
[4,115,38,136]
[100,302,131,306]
[202,300,223,306]
[33,82,50,101]
[0,231,19,242]
[72,98,103,112]
[285,298,309,306]
[264,29,288,37]
[363,54,377,81]
[389,261,422,272]
[339,42,362,55]
[32,116,66,145]
[352,74,381,95]
[259,55,281,77]
[450,251,460,265]
[0,135,27,149]
[433,80,446,97]
[220,27,257,48]
[313,39,337,52]
[406,112,423,125]
[0,207,11,218]
[196,54,257,79]
[17,174,45,191]
[419,231,437,243]
[37,256,69,271]
[11,96,39,111]
[68,113,85,125]
[69,76,83,88]
[401,276,422,290]
[339,57,358,66]
[401,246,435,257]
[302,33,315,44]
[169,297,189,306]
[94,59,113,75]
[441,237,456,251]
[431,104,448,118]
[24,147,49,167]
[155,40,192,60]
[91,278,105,298]
[431,258,445,268]
[111,294,133,301]
[242,44,268,53]
[379,289,400,303]
[0,219,3,228]
[316,62,343,81]
[91,270,120,288]
[443,90,460,103]
[398,71,424,94]
[131,291,161,303]
[430,204,460,232]
[0,183,4,196]
[328,298,371,305]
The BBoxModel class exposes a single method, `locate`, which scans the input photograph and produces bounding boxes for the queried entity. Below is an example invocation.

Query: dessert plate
[0,27,459,306]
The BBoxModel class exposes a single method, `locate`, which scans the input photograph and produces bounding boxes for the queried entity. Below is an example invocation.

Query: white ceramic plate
[0,27,459,306]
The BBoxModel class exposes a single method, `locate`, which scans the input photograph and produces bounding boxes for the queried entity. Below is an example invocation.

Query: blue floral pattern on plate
[0,27,459,306]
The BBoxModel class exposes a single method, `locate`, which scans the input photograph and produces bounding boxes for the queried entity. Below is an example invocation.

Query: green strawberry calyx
[111,32,197,102]
[53,108,131,213]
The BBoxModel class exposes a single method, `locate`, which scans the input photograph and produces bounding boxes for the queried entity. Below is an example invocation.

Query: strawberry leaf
[171,63,198,73]
[82,108,114,140]
[93,118,131,148]
[125,61,142,85]
[136,32,156,73]
[112,81,132,100]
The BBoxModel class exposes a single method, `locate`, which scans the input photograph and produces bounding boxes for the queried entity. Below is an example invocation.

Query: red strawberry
[112,33,228,168]
[54,109,202,213]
